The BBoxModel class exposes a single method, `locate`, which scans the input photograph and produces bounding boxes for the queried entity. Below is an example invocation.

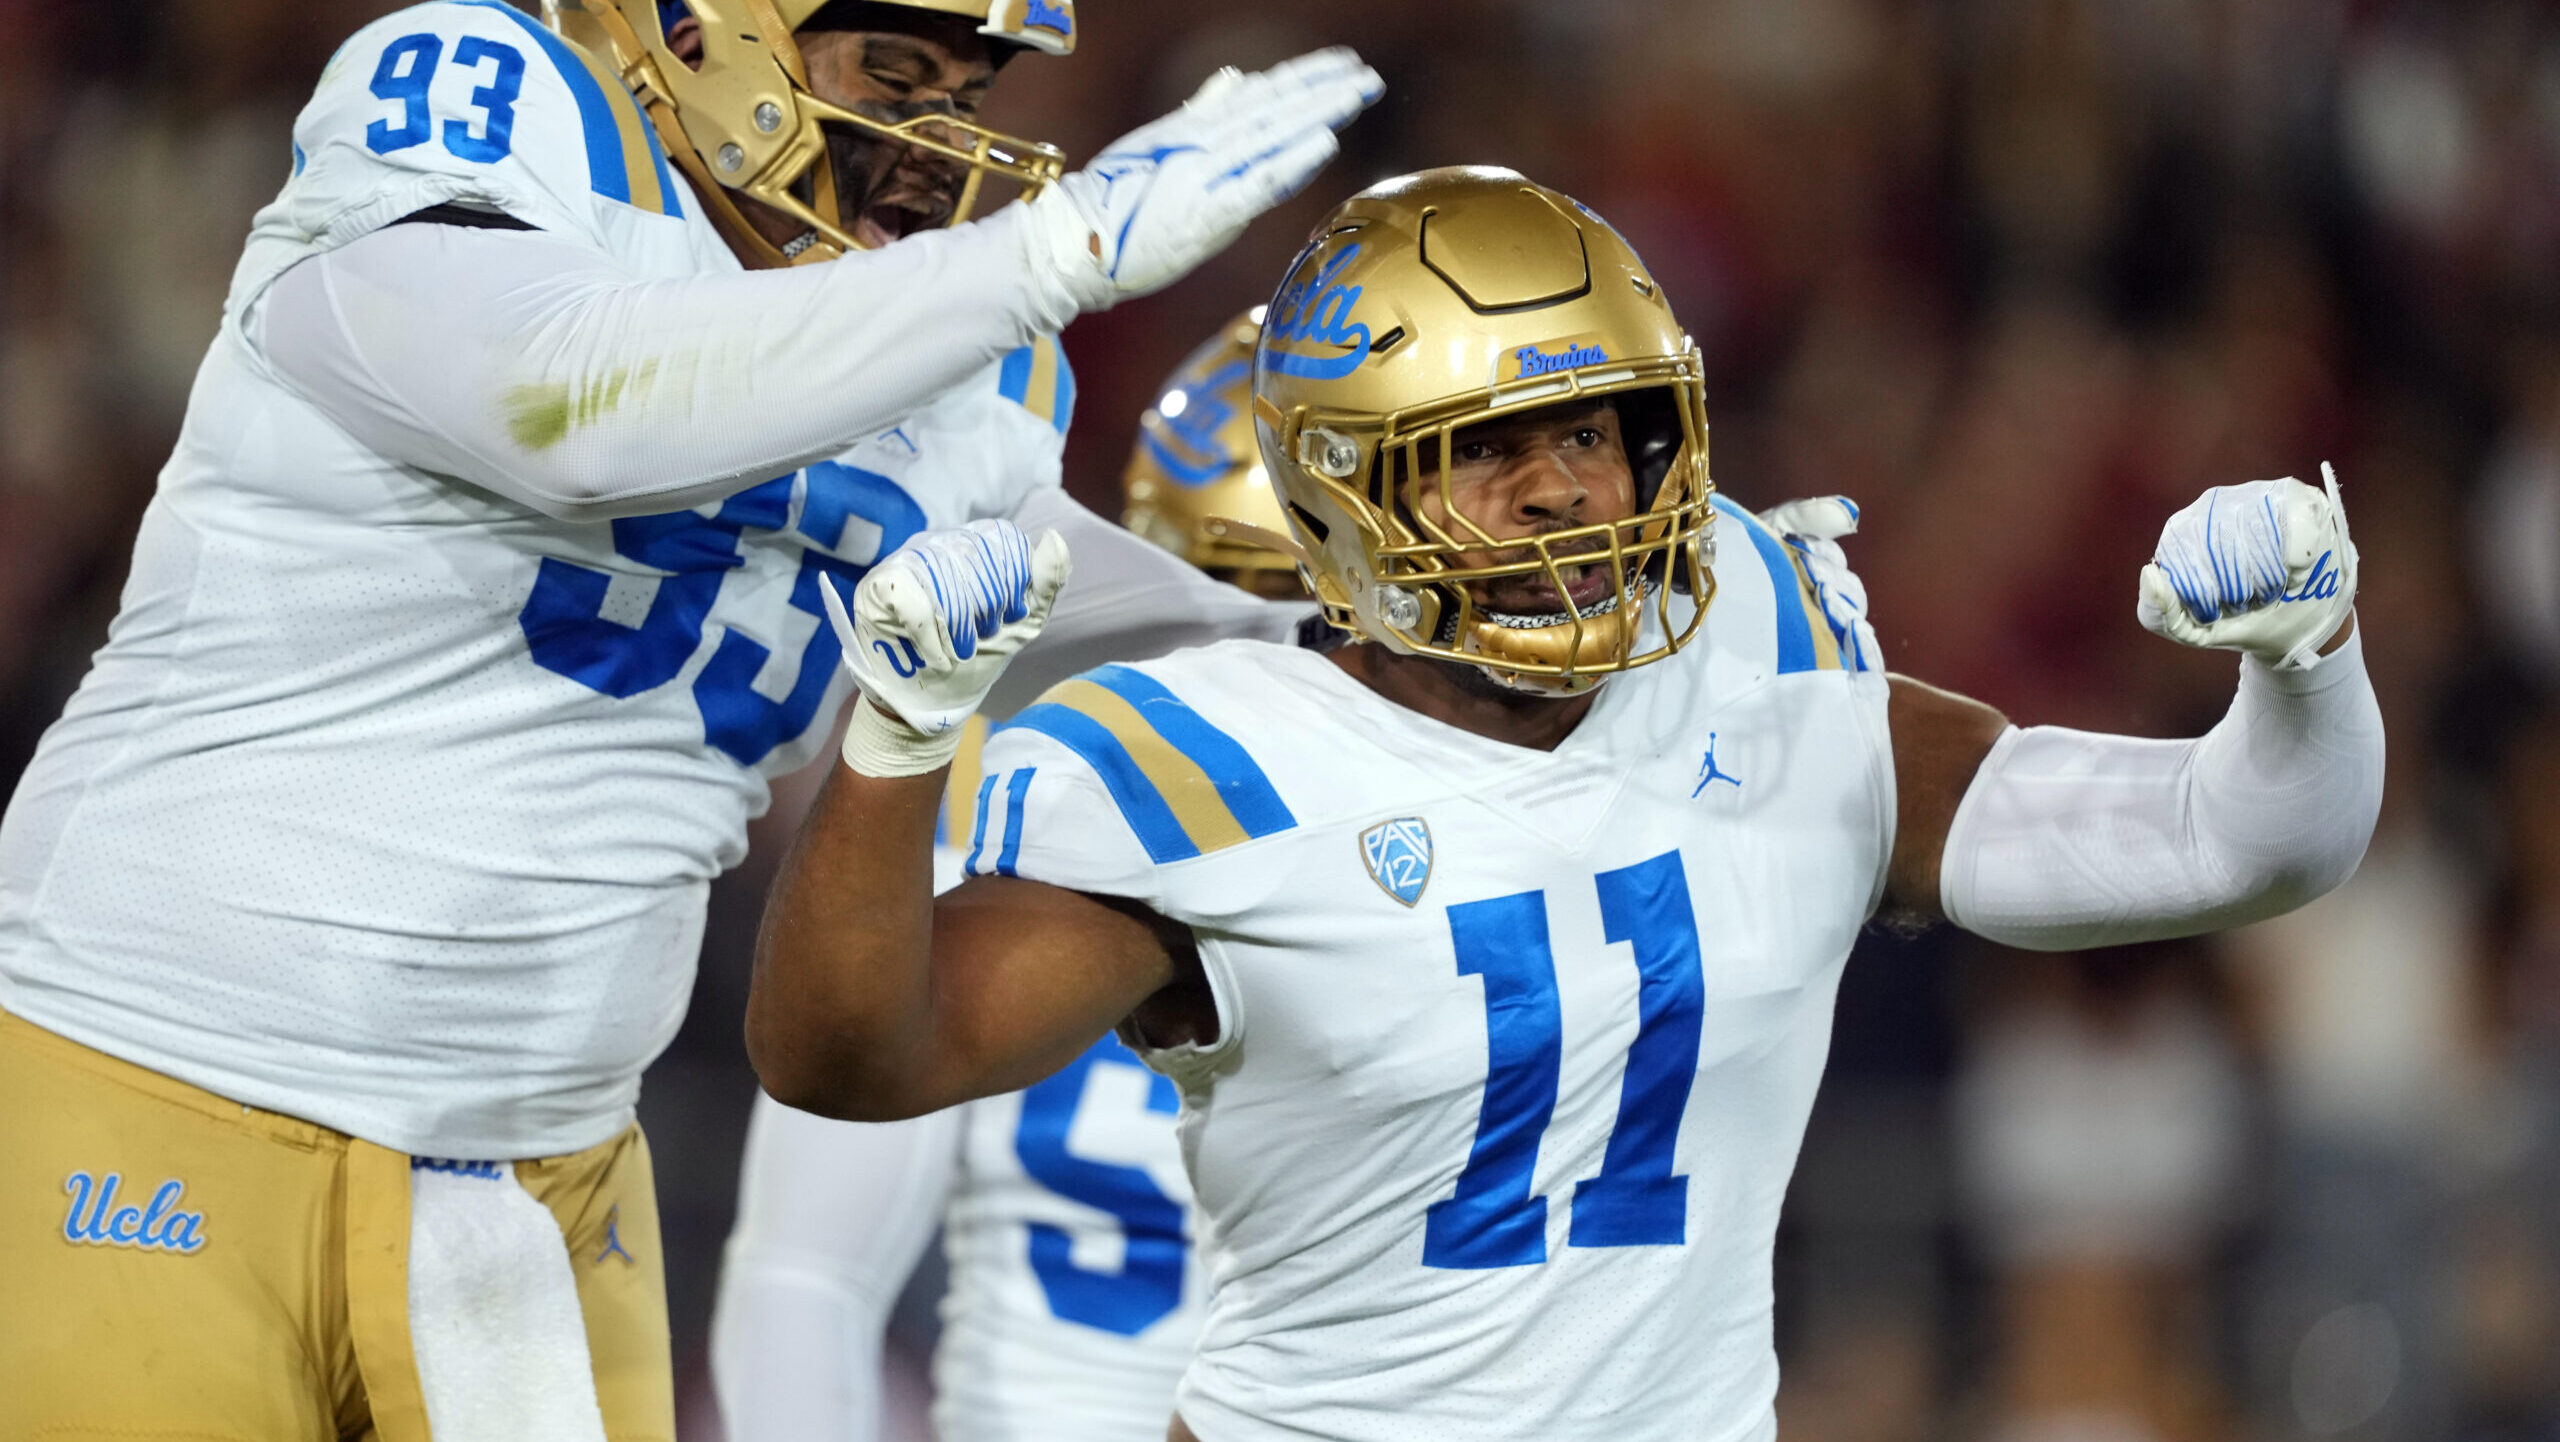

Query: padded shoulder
[1706,493,1878,676]
[279,1,684,251]
[994,333,1076,437]
[976,662,1298,877]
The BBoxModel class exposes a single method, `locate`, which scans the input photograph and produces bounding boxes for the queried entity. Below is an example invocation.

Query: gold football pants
[0,1008,677,1441]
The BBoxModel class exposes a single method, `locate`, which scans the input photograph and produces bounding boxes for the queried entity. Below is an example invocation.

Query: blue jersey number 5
[1013,1034,1188,1337]
[366,31,523,161]
[1425,849,1708,1269]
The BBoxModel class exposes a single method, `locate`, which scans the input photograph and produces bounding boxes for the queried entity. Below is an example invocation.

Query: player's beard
[822,122,964,249]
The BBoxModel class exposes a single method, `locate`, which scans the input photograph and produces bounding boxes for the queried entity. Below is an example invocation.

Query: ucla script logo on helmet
[1360,818,1434,907]
[1143,358,1250,486]
[1263,245,1372,380]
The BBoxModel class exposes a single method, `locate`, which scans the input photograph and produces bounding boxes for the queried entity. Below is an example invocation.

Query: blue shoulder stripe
[457,1,679,214]
[638,105,681,215]
[1711,494,1819,674]
[999,703,1201,863]
[998,344,1034,406]
[996,337,1075,434]
[458,1,628,204]
[1050,345,1076,435]
[1084,664,1295,838]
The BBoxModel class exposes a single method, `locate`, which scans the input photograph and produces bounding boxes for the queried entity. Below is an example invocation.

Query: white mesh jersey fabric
[0,2,1081,1158]
[966,528,1897,1442]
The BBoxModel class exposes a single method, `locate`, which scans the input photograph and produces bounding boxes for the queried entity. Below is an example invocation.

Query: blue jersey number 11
[1424,849,1707,1269]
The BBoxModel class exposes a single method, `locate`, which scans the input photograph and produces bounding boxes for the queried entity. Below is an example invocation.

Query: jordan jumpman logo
[1692,734,1742,797]
[597,1205,634,1265]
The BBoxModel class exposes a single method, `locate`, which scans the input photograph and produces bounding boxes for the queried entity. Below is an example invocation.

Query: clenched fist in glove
[2137,465,2359,671]
[1025,49,1384,309]
[821,519,1072,777]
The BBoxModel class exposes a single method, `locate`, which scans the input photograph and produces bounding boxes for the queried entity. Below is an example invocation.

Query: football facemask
[547,0,1070,268]
[1252,167,1715,696]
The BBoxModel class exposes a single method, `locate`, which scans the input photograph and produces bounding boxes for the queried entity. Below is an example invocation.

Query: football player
[711,314,1281,1442]
[0,1,1376,1437]
[749,167,2387,1442]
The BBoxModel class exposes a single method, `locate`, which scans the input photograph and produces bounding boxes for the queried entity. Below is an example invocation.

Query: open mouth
[1475,550,1619,618]
[1475,559,1647,628]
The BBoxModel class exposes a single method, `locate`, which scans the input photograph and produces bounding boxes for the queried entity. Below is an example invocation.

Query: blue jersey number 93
[367,32,524,161]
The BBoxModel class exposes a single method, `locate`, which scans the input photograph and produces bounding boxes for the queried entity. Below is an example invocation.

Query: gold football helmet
[1251,166,1714,694]
[1121,309,1307,599]
[546,0,1070,268]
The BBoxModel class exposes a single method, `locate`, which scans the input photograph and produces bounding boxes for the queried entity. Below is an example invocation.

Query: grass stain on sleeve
[504,356,667,452]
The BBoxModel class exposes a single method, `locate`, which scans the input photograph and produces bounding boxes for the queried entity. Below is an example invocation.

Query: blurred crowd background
[5,0,2559,1438]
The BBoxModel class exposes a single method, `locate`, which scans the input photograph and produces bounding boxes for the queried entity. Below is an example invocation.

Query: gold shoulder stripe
[1786,551,1846,672]
[1022,335,1064,425]
[1042,678,1253,855]
[566,43,669,216]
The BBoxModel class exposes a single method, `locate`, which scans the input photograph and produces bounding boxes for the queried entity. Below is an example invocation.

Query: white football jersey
[968,497,1894,1442]
[0,1,1078,1157]
[937,1034,1205,1442]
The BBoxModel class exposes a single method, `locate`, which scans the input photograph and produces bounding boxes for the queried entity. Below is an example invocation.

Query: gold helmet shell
[1121,309,1307,596]
[1251,166,1715,695]
[545,0,1069,269]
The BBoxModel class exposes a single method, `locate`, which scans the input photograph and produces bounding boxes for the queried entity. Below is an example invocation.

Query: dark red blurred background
[6,2,2558,1437]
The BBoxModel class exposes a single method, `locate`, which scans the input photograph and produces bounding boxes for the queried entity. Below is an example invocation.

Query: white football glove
[1026,48,1383,309]
[1755,494,1876,671]
[2136,465,2358,671]
[820,520,1072,777]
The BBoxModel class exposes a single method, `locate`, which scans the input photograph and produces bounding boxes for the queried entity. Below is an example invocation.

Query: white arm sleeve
[710,1095,961,1442]
[980,486,1316,718]
[1939,630,2385,949]
[254,212,1077,523]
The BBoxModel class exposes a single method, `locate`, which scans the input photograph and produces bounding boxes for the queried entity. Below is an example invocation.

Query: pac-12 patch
[1360,818,1434,907]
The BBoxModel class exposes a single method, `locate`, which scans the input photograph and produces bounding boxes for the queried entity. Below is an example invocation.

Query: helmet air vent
[1417,186,1591,313]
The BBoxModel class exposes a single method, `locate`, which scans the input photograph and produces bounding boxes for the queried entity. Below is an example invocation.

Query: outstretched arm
[746,520,1188,1120]
[257,217,1079,523]
[1831,472,2385,940]
[253,50,1382,523]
